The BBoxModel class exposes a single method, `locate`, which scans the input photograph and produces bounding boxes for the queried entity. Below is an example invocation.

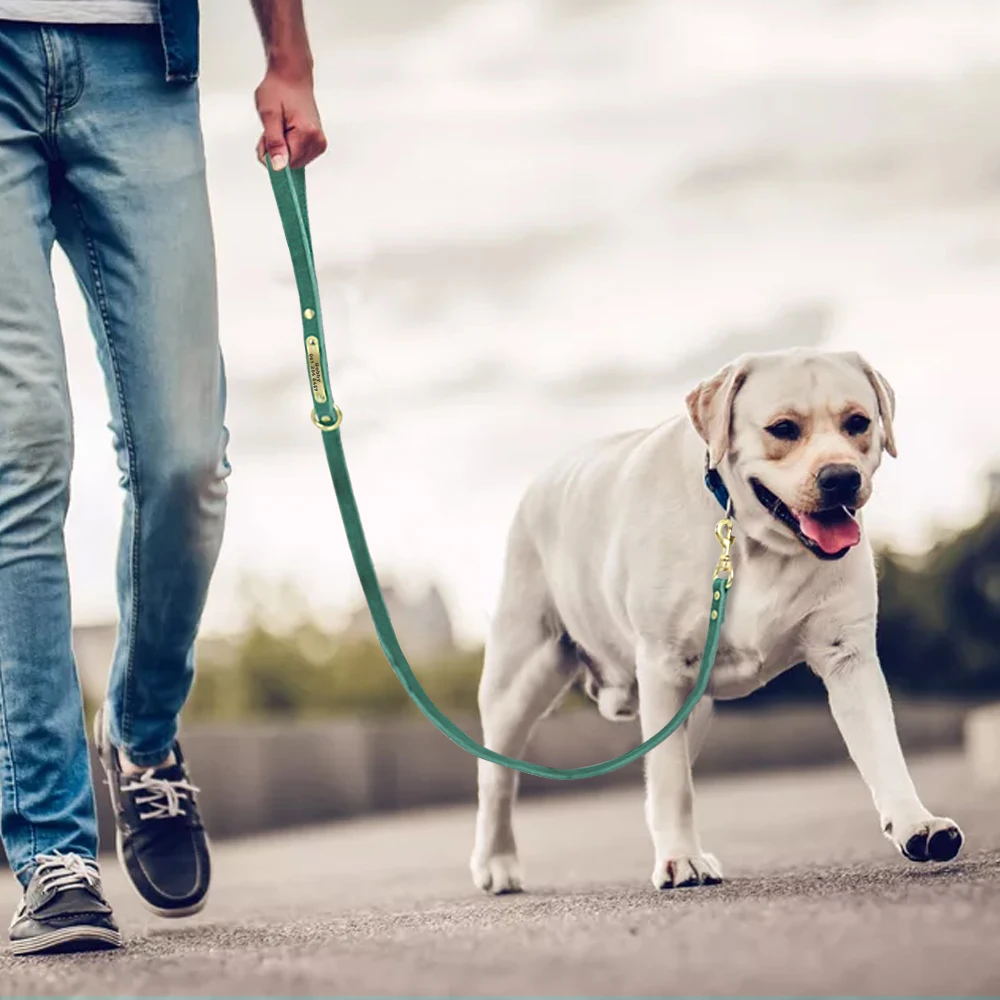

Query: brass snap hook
[714,517,735,587]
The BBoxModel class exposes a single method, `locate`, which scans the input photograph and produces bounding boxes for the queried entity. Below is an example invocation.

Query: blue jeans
[0,22,229,886]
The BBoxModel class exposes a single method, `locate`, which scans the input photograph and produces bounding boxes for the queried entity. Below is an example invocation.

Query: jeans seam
[38,27,57,146]
[0,659,37,867]
[67,195,142,749]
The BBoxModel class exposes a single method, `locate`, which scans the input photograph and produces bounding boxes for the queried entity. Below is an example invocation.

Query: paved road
[2,752,999,996]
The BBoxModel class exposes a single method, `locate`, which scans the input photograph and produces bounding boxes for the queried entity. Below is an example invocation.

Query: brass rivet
[311,405,343,432]
[711,610,718,620]
[714,591,721,600]
[304,308,315,320]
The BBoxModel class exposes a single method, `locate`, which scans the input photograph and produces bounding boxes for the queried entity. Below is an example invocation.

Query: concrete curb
[965,701,1000,788]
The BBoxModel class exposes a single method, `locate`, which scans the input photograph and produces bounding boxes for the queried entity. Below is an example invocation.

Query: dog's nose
[816,464,862,506]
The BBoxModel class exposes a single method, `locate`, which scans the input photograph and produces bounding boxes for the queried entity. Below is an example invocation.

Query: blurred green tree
[754,500,1000,704]
[187,622,485,721]
[877,503,1000,697]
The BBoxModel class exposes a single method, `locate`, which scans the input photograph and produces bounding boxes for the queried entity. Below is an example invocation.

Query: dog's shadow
[484,850,1000,914]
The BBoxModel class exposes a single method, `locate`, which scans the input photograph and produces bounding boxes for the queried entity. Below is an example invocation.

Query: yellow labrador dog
[471,348,962,894]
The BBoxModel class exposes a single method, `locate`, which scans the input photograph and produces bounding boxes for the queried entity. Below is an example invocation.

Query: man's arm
[251,0,327,169]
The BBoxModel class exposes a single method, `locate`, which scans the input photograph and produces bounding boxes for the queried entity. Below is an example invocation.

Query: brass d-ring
[311,405,343,432]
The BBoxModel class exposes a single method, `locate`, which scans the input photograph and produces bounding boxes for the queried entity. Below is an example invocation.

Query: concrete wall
[0,700,972,871]
[98,700,971,847]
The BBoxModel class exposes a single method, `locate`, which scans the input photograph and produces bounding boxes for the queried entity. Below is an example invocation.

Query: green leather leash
[266,160,734,779]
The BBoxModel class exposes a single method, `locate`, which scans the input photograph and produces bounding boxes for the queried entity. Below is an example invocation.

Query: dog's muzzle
[750,477,862,560]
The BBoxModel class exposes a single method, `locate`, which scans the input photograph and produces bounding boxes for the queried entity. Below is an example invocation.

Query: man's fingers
[256,135,267,165]
[285,123,328,169]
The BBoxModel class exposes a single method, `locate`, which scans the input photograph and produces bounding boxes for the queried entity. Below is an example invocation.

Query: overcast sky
[54,0,1000,642]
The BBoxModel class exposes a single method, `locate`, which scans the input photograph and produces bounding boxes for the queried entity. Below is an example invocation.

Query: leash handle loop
[266,159,728,779]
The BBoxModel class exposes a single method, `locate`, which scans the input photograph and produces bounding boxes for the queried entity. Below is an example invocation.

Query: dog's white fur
[471,348,962,894]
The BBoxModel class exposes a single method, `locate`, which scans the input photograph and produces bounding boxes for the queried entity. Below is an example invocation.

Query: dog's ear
[852,354,897,458]
[685,360,750,468]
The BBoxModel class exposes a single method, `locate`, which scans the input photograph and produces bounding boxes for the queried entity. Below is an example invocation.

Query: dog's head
[686,349,896,561]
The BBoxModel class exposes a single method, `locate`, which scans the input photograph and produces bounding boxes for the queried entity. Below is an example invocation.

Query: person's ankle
[117,748,176,776]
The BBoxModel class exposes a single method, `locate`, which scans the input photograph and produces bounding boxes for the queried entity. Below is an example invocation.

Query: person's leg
[50,24,229,769]
[0,22,98,887]
[48,22,227,917]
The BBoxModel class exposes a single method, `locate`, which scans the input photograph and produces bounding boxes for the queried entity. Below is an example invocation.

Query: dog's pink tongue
[796,510,861,555]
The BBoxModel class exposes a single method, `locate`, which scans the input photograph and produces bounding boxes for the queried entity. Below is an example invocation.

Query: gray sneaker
[8,854,122,956]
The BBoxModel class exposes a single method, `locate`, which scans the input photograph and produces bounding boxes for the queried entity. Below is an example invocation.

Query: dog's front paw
[889,817,964,863]
[471,853,524,895]
[651,852,723,890]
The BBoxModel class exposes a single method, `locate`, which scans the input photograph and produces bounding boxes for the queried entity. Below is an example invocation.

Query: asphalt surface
[2,752,999,996]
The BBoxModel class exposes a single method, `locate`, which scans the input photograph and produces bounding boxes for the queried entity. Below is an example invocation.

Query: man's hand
[251,0,327,169]
[254,67,326,170]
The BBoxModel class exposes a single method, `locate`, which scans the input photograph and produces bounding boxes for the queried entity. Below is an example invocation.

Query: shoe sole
[9,926,123,956]
[94,707,211,920]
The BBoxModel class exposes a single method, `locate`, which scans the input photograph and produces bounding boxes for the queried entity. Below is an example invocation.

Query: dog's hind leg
[471,534,575,894]
[471,636,570,894]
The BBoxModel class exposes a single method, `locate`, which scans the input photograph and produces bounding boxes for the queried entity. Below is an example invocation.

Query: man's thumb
[262,111,289,171]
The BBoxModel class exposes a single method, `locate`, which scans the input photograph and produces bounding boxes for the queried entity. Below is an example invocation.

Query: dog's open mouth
[750,478,860,560]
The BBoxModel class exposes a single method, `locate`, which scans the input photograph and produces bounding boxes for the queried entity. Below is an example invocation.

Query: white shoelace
[35,853,101,894]
[11,853,102,927]
[122,769,200,820]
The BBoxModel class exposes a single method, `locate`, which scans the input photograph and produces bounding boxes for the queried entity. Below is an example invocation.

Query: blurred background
[42,0,1000,835]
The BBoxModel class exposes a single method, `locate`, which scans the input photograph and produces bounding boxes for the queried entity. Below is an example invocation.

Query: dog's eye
[766,419,801,442]
[844,414,872,436]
